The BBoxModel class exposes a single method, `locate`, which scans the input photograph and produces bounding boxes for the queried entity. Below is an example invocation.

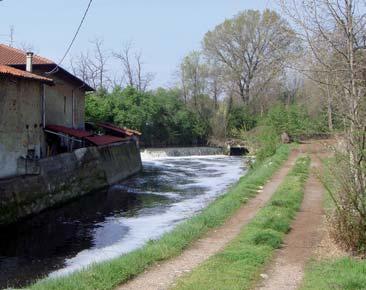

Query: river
[0,150,247,289]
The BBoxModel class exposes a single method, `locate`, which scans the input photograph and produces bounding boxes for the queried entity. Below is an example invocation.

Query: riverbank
[24,146,290,290]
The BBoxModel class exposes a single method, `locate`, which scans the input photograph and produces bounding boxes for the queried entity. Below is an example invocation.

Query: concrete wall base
[0,142,142,225]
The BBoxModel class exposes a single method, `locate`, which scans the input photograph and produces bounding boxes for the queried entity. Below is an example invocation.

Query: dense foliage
[86,87,212,147]
[86,86,335,155]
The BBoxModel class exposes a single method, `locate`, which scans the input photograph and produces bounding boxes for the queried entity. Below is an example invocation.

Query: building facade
[0,44,93,178]
[0,44,93,130]
[0,65,53,178]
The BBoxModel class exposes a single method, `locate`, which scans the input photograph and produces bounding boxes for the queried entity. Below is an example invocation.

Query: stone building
[0,45,143,224]
[0,43,142,184]
[0,44,94,129]
[0,44,94,178]
[0,65,53,177]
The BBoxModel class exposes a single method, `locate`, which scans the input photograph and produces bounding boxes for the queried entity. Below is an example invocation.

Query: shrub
[323,153,366,256]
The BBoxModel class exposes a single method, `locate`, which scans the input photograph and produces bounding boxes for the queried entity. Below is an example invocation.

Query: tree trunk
[326,80,333,131]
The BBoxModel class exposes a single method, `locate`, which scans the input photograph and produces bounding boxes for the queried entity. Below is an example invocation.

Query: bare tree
[179,51,209,107]
[18,42,38,53]
[70,38,109,91]
[113,43,154,92]
[281,0,366,254]
[206,59,224,108]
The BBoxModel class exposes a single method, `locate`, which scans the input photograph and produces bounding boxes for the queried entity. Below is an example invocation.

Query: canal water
[0,152,247,289]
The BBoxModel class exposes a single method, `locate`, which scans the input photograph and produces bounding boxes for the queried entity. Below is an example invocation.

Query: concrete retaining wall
[0,141,142,225]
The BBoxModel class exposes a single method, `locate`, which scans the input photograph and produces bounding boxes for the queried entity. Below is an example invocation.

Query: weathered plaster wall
[0,141,142,225]
[0,77,45,178]
[32,70,85,129]
[45,79,85,129]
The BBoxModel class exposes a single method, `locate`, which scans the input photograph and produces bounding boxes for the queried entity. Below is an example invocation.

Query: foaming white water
[141,147,224,161]
[49,155,246,278]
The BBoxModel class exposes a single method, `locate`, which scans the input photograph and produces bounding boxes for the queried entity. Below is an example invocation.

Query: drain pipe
[72,90,75,128]
[42,84,46,128]
[72,83,87,129]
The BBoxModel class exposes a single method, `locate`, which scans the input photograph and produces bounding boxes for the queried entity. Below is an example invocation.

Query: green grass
[300,158,366,290]
[25,146,290,290]
[173,155,311,290]
[301,258,366,290]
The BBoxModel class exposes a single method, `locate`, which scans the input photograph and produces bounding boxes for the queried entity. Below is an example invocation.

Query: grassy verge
[300,158,366,290]
[301,258,366,290]
[174,155,310,290]
[25,146,290,290]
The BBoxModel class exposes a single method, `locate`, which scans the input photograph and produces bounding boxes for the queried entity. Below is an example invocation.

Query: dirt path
[117,149,301,290]
[256,142,327,290]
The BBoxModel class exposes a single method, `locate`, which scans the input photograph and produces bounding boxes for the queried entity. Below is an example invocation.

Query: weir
[141,147,224,160]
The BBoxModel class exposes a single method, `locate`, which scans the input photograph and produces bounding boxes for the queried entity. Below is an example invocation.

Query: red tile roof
[85,135,125,146]
[98,122,142,137]
[45,125,93,138]
[0,43,94,91]
[0,64,53,84]
[0,43,54,65]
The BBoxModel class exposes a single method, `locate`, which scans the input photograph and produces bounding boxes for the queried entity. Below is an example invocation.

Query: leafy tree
[203,9,298,104]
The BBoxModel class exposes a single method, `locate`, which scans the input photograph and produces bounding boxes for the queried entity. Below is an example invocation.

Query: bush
[227,105,257,134]
[323,153,366,256]
[262,104,329,139]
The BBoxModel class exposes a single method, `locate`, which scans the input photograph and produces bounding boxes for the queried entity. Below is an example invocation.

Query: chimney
[26,52,34,72]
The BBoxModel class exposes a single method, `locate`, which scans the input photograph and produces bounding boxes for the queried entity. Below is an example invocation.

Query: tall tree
[70,38,109,91]
[179,51,209,107]
[203,9,298,104]
[281,0,366,254]
[113,43,154,92]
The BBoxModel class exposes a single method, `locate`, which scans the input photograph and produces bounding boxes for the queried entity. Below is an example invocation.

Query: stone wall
[0,141,142,225]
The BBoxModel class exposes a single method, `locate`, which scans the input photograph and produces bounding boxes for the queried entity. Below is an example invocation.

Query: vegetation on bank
[300,158,366,290]
[86,84,332,149]
[174,156,310,290]
[301,258,366,290]
[26,146,290,290]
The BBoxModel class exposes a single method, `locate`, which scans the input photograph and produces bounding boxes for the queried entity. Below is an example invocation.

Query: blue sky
[0,0,276,88]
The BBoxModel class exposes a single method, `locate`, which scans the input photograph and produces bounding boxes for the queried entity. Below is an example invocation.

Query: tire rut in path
[117,149,300,290]
[256,143,326,290]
